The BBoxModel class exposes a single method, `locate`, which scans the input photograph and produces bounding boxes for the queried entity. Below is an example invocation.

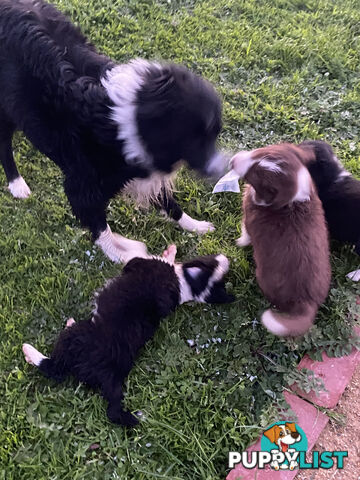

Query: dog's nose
[291,432,300,439]
[204,151,228,180]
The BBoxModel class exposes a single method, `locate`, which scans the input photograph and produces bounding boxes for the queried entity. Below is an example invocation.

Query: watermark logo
[261,422,307,470]
[229,421,348,471]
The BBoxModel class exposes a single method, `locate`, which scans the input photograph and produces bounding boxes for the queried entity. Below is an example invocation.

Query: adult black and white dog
[23,243,233,426]
[299,140,360,280]
[0,0,224,262]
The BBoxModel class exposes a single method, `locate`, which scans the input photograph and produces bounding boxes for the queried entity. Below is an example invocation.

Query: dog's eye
[286,429,290,434]
[279,431,284,437]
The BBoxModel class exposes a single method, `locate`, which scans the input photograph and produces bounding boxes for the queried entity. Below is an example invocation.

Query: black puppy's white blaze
[176,254,230,303]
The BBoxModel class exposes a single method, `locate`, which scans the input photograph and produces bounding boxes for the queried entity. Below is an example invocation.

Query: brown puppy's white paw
[347,269,360,281]
[236,235,251,247]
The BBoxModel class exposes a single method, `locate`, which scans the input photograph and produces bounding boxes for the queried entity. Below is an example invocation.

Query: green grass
[1,0,360,478]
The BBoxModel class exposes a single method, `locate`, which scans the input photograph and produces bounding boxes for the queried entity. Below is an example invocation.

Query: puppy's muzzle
[203,151,229,180]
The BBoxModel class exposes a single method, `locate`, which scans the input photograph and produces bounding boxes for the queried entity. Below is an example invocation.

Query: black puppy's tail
[22,343,67,382]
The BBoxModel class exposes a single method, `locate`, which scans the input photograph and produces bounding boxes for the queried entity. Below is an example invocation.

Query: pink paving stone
[226,392,328,480]
[292,327,360,408]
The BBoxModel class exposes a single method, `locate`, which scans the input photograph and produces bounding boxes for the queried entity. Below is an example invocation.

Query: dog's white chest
[121,172,175,208]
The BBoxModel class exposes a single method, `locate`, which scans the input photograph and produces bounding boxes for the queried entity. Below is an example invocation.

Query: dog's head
[123,244,234,311]
[102,59,225,178]
[179,254,234,304]
[264,423,301,452]
[298,140,349,190]
[231,143,315,209]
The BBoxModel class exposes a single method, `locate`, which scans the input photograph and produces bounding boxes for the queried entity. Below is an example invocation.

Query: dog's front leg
[65,178,148,263]
[157,189,215,234]
[236,220,251,247]
[95,224,149,263]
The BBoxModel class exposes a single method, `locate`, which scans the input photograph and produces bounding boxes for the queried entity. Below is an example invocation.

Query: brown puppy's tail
[261,302,318,337]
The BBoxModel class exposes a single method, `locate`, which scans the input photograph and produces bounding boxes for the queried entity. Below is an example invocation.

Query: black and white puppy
[22,244,233,426]
[299,140,360,280]
[0,0,225,262]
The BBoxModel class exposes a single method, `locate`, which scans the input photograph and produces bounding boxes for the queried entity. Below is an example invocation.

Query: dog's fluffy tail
[261,302,318,337]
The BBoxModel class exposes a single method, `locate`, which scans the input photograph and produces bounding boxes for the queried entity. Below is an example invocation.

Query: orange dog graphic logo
[263,422,301,470]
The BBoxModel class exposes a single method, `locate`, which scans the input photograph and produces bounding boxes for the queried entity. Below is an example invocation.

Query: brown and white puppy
[231,143,331,337]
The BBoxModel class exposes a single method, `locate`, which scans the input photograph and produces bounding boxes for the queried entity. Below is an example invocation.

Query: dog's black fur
[23,252,233,426]
[0,0,223,249]
[299,140,360,254]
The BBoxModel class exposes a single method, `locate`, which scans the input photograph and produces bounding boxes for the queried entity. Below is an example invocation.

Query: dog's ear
[145,70,174,98]
[185,267,203,280]
[296,143,316,166]
[137,68,176,118]
[245,167,278,206]
[285,422,297,432]
[205,281,235,304]
[263,425,280,444]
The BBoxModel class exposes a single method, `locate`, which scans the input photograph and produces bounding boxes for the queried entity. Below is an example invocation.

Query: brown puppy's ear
[263,425,280,444]
[296,144,316,166]
[245,166,278,206]
[285,422,297,433]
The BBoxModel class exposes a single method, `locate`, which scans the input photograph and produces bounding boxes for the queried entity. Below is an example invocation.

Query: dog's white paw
[96,225,149,263]
[346,269,360,281]
[236,222,251,247]
[22,343,47,366]
[162,244,177,264]
[112,233,150,264]
[236,235,251,247]
[178,213,215,234]
[190,220,215,234]
[8,176,31,199]
[66,318,76,328]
